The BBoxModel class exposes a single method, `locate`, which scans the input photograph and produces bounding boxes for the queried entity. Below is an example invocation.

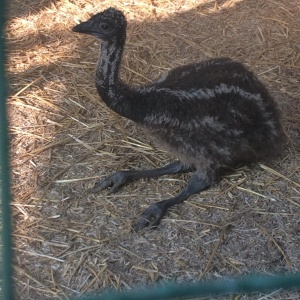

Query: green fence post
[0,0,14,298]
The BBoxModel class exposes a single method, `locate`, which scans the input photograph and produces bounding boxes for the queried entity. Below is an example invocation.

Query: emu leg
[90,161,192,194]
[133,174,210,231]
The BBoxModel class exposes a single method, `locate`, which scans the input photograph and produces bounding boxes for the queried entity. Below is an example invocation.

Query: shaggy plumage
[72,7,285,231]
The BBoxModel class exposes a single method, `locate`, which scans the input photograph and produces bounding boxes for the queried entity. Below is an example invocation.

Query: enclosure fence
[1,1,300,299]
[1,0,14,298]
[77,273,300,299]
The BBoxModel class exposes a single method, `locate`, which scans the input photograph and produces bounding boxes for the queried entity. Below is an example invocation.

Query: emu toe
[90,171,129,194]
[133,200,168,231]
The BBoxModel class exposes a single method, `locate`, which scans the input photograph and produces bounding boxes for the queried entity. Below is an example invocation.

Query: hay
[6,0,300,299]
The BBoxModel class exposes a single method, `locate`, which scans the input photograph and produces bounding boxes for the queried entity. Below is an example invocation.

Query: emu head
[72,7,126,41]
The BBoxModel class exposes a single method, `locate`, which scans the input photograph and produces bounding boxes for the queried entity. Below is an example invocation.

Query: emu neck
[97,40,122,88]
[96,39,138,121]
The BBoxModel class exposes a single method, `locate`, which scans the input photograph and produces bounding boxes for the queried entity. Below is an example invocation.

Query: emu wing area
[135,58,282,167]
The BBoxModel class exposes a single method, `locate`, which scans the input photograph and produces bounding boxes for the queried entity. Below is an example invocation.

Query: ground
[5,0,300,299]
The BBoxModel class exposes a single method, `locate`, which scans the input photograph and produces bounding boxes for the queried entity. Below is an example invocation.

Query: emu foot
[89,171,130,194]
[133,200,168,231]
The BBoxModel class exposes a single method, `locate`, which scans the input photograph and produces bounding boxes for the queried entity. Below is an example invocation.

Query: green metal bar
[0,0,15,298]
[79,273,300,300]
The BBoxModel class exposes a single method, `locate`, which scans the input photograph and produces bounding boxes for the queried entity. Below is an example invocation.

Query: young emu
[72,8,285,231]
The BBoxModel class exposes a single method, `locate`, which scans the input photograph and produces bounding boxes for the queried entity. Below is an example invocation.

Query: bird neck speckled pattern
[96,39,124,104]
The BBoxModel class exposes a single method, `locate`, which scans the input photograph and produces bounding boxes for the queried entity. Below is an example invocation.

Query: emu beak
[72,21,93,35]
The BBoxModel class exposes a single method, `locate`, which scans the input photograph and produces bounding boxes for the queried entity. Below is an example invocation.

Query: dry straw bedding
[6,0,300,299]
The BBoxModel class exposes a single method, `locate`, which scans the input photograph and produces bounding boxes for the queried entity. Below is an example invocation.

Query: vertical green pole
[0,0,14,298]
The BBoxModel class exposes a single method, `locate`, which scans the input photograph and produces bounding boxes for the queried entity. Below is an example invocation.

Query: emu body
[72,8,285,231]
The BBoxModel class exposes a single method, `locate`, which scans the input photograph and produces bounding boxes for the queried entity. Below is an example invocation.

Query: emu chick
[72,8,285,231]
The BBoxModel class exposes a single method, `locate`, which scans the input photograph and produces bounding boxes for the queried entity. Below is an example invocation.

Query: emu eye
[100,23,110,31]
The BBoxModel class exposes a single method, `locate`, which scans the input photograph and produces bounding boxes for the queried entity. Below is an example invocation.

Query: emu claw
[89,171,128,194]
[133,201,167,231]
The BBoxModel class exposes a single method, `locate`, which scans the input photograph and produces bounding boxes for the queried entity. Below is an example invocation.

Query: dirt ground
[6,0,300,299]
